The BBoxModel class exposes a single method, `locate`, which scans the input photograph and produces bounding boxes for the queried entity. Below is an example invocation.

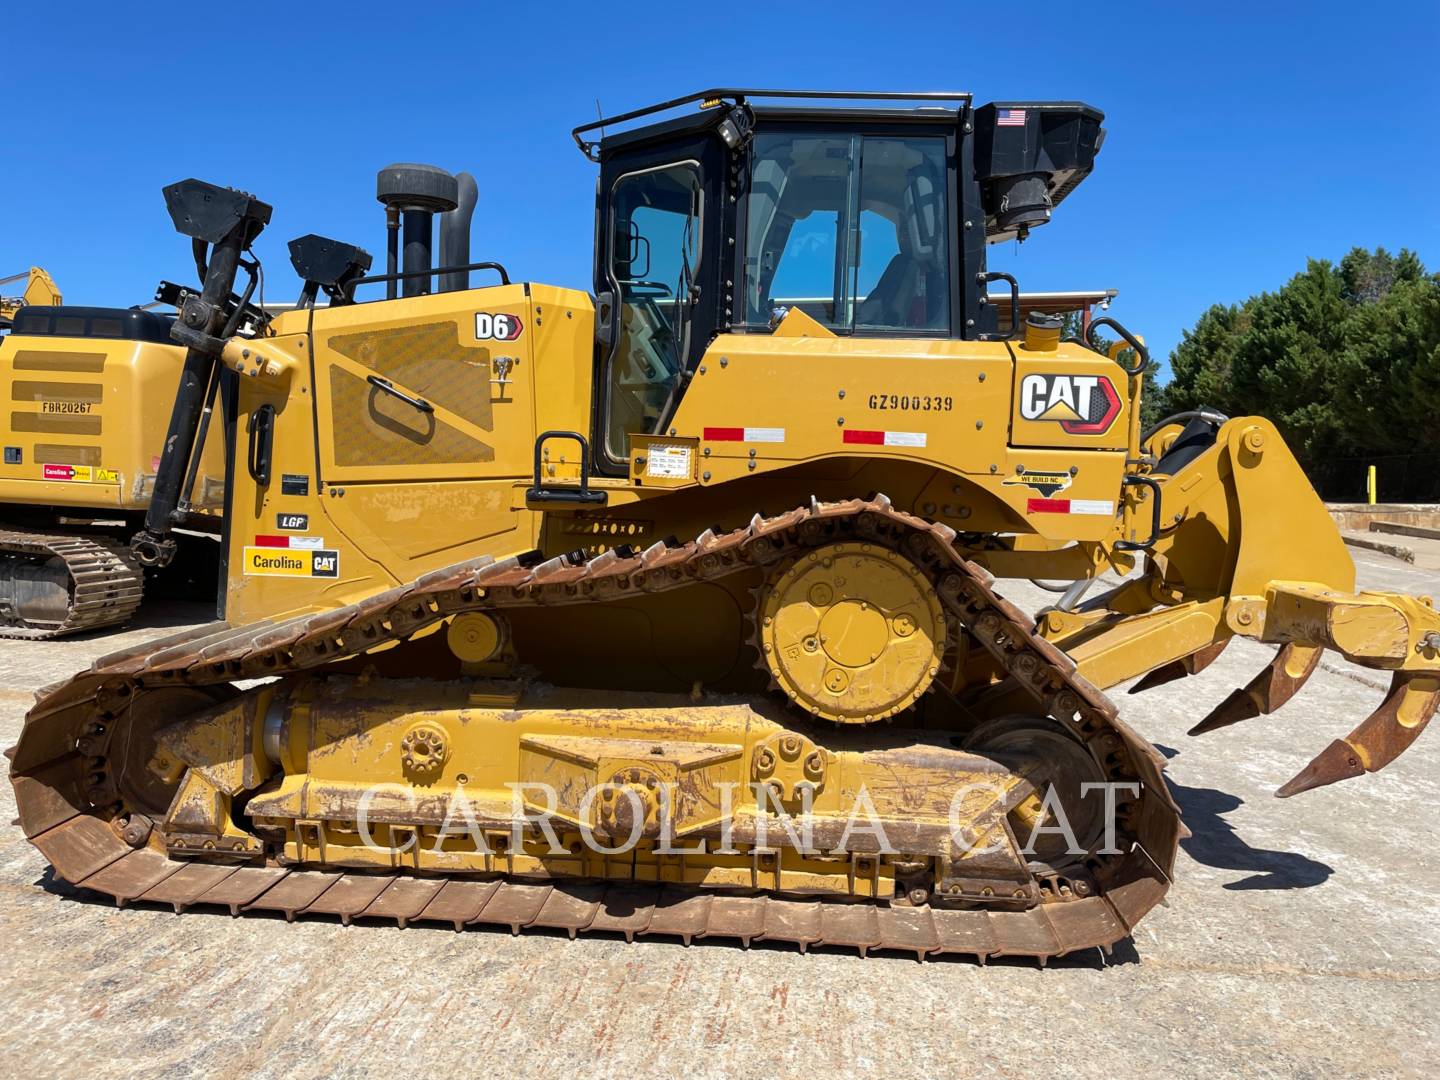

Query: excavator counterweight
[0,270,226,637]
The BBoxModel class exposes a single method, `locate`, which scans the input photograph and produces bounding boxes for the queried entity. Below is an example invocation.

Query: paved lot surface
[2,550,1437,1078]
[1385,532,1440,572]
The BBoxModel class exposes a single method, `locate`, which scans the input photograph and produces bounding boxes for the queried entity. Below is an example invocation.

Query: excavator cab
[582,90,1103,473]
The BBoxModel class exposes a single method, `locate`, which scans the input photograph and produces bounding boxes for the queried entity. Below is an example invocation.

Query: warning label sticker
[243,546,340,578]
[645,444,693,480]
[42,464,119,483]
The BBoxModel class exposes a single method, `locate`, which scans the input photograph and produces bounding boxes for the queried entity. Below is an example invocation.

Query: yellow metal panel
[672,334,1013,470]
[527,284,595,439]
[225,330,397,624]
[650,334,1128,543]
[321,479,526,563]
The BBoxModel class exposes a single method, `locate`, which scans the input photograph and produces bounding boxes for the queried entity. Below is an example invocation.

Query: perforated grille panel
[326,321,496,431]
[329,367,494,468]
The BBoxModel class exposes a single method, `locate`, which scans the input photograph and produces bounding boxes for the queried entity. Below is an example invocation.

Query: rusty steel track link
[8,496,1181,962]
[0,528,144,640]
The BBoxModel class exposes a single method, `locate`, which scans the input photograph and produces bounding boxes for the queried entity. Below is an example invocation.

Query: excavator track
[0,529,144,640]
[8,496,1182,962]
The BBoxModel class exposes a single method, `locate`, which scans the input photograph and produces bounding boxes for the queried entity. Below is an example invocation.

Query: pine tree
[1159,248,1440,486]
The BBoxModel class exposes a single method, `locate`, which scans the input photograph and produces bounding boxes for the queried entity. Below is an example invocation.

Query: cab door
[592,131,725,474]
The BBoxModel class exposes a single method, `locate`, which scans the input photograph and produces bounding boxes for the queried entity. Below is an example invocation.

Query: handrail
[342,261,511,302]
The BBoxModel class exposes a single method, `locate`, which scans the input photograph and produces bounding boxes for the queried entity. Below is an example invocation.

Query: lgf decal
[474,312,523,341]
[1019,374,1121,435]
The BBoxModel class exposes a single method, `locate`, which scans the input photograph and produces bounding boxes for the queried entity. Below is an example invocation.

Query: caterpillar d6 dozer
[0,269,226,638]
[10,90,1439,962]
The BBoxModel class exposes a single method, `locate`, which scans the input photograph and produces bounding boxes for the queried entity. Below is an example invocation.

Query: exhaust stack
[439,171,478,293]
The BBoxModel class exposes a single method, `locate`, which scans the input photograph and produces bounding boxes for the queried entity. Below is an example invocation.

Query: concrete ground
[2,550,1437,1079]
[1346,531,1440,573]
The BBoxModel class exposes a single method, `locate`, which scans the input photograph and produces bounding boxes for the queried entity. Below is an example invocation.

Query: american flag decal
[996,108,1027,127]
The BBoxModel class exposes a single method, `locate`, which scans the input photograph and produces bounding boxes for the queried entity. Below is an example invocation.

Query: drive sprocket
[756,541,947,723]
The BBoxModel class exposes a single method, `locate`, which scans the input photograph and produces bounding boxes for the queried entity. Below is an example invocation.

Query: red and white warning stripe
[703,427,785,443]
[253,533,326,549]
[1026,498,1115,516]
[842,429,927,448]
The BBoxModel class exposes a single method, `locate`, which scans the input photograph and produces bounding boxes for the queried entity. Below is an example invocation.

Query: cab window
[743,133,949,333]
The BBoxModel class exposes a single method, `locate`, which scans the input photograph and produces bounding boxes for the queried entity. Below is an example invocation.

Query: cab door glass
[604,162,702,462]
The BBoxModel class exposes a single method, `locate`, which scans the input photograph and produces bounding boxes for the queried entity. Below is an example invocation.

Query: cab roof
[573,88,975,160]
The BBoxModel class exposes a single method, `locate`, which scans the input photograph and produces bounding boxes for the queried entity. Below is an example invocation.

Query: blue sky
[4,1,1436,376]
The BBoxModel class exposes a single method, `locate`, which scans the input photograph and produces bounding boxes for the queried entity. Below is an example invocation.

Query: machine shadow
[59,600,215,642]
[1154,744,1332,891]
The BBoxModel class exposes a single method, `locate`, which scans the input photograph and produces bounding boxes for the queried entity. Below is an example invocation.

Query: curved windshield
[604,162,702,462]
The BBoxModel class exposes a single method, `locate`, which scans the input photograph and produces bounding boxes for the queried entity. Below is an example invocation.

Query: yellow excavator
[9,90,1437,961]
[0,270,226,637]
[0,267,63,326]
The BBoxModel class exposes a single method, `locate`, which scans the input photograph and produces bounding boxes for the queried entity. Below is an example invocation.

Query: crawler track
[8,496,1182,962]
[0,529,143,639]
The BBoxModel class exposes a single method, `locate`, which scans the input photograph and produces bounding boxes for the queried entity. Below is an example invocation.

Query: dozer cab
[0,270,226,638]
[10,90,1438,961]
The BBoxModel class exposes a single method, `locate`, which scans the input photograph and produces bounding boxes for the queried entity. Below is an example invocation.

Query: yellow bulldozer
[9,90,1438,961]
[0,271,226,637]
